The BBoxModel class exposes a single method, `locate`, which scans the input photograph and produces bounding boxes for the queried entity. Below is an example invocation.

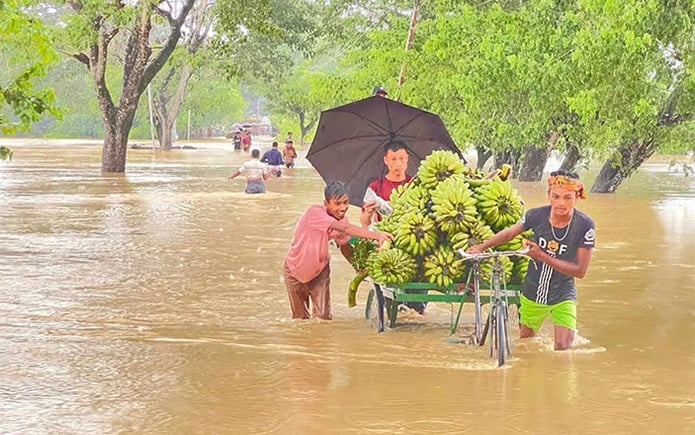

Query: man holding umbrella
[360,140,429,315]
[359,141,412,226]
[307,93,465,321]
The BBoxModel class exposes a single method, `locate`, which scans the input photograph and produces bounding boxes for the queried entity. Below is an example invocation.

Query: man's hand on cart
[522,239,543,260]
[467,243,485,254]
[374,231,393,249]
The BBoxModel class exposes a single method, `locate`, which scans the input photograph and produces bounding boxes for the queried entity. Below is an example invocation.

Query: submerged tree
[54,0,195,172]
[586,2,695,193]
[149,1,216,150]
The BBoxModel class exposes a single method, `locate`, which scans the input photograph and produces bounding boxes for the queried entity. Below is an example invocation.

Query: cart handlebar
[457,247,531,262]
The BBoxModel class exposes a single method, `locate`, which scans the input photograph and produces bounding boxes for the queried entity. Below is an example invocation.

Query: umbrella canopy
[307,96,464,206]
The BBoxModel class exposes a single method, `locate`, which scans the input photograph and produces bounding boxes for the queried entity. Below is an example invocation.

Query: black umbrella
[307,96,464,207]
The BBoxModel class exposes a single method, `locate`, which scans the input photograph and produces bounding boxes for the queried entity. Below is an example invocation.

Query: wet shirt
[285,205,349,283]
[521,205,596,305]
[368,175,413,202]
[238,159,267,180]
[261,149,283,166]
[283,145,297,161]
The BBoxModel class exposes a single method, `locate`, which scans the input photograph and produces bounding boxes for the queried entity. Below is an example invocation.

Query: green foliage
[0,0,60,134]
[179,73,246,134]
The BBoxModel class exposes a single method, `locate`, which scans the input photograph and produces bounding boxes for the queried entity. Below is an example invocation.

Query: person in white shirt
[228,149,270,194]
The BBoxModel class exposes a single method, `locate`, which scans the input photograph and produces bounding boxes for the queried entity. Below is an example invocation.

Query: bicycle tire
[365,288,377,328]
[496,303,507,367]
[365,287,390,332]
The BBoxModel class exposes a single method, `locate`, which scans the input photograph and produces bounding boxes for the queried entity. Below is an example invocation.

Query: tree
[585,2,695,192]
[54,0,196,172]
[150,0,220,150]
[1,0,59,136]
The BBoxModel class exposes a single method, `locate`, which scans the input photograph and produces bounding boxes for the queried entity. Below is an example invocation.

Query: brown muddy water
[1,139,694,434]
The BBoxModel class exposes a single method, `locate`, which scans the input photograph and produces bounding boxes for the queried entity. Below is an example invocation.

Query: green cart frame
[364,281,522,335]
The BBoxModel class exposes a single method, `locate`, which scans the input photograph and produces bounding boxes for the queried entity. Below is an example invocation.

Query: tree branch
[140,0,196,93]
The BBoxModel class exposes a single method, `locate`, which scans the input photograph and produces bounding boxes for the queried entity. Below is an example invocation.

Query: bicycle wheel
[365,288,378,328]
[495,303,507,367]
[365,287,389,332]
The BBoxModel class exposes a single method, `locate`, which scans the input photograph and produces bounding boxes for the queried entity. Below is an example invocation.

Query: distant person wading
[261,141,284,178]
[228,149,270,194]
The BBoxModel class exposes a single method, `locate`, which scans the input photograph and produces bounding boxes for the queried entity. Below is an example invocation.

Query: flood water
[1,139,694,433]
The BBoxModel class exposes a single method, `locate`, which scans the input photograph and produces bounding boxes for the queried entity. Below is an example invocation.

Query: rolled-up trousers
[284,263,332,320]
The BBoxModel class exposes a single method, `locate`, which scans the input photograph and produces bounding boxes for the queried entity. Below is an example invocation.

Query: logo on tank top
[584,228,595,244]
[538,236,568,256]
[547,239,559,253]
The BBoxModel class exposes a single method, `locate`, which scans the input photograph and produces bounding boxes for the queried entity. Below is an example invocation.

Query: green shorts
[519,294,577,332]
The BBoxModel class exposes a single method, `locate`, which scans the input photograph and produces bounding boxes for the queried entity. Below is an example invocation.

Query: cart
[364,280,522,337]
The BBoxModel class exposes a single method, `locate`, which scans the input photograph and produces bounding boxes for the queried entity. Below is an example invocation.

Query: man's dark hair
[285,139,293,144]
[372,85,388,96]
[324,181,349,201]
[251,149,260,158]
[384,141,407,154]
[550,169,580,179]
[272,141,278,148]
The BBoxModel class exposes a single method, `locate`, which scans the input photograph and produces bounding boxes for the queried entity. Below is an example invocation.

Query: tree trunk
[590,138,657,193]
[518,132,560,182]
[591,81,691,192]
[154,64,194,150]
[70,0,195,173]
[559,141,582,173]
[518,146,549,182]
[475,146,492,170]
[297,111,318,146]
[101,109,137,172]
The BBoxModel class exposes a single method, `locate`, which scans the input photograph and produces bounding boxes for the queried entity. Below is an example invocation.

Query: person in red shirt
[241,130,252,152]
[359,141,430,315]
[360,141,413,226]
[285,181,392,320]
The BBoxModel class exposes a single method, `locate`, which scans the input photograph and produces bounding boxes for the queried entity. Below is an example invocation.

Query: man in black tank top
[468,170,595,350]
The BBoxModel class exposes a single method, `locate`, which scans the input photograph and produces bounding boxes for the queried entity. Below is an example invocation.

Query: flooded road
[1,140,694,433]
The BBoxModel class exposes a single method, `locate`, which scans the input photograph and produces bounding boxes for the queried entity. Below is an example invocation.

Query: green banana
[415,151,465,189]
[348,271,369,308]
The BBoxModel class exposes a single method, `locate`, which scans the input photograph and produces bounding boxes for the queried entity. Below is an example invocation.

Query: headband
[547,175,586,199]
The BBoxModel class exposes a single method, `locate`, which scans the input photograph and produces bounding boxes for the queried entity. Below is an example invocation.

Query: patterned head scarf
[547,174,587,199]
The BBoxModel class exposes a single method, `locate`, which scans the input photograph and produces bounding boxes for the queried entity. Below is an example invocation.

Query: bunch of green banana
[512,257,531,284]
[374,215,398,234]
[462,167,490,188]
[497,235,524,252]
[389,183,410,204]
[463,177,490,188]
[450,230,472,252]
[391,185,430,215]
[477,256,514,283]
[430,176,478,233]
[349,238,377,271]
[416,150,465,189]
[474,178,524,231]
[462,166,487,180]
[394,211,438,256]
[366,248,418,285]
[450,219,495,252]
[423,246,465,288]
[496,229,534,251]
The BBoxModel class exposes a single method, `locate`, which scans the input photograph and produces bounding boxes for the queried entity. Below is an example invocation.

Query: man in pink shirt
[285,181,392,320]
